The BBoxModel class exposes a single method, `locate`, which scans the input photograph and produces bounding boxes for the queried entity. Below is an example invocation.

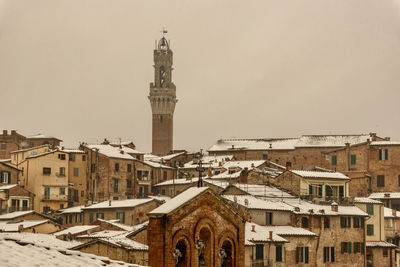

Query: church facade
[147,187,245,267]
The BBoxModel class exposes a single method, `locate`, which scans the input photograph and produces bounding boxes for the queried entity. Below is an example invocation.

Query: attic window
[1,143,6,150]
[301,217,309,228]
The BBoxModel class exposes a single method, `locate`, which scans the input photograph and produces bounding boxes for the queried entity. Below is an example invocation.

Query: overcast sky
[1,0,399,152]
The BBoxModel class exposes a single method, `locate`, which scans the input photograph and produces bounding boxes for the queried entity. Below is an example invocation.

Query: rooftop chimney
[392,209,397,217]
[231,145,235,149]
[251,225,255,232]
[385,137,391,141]
[109,200,112,206]
[2,130,7,135]
[269,231,273,240]
[11,130,16,135]
[370,133,377,141]
[286,162,292,170]
[384,193,391,198]
[18,224,23,232]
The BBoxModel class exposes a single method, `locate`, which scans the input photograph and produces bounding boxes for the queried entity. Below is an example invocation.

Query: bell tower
[148,32,177,156]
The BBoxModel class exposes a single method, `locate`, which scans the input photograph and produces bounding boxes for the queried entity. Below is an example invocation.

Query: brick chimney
[11,130,16,135]
[251,225,255,232]
[269,231,273,240]
[286,162,292,170]
[370,133,377,141]
[2,130,7,135]
[385,137,391,141]
[239,167,249,183]
[109,200,112,206]
[392,209,397,217]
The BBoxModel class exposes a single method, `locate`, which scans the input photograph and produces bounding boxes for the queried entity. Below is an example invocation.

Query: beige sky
[0,0,399,152]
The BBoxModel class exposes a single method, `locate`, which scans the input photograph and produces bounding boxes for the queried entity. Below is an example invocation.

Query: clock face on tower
[160,66,166,87]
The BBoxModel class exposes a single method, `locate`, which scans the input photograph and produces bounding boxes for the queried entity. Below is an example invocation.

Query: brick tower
[148,33,177,156]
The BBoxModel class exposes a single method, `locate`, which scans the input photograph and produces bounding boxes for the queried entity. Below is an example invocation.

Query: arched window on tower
[160,66,166,87]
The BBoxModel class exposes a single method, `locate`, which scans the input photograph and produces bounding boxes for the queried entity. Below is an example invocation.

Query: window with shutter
[332,155,337,166]
[305,247,309,263]
[377,175,385,187]
[276,246,282,262]
[331,247,335,262]
[350,154,356,165]
[348,242,352,253]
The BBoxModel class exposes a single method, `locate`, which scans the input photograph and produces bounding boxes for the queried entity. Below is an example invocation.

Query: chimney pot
[3,130,7,135]
[251,225,255,232]
[286,162,292,170]
[11,130,16,135]
[269,231,273,240]
[109,200,112,206]
[392,209,397,217]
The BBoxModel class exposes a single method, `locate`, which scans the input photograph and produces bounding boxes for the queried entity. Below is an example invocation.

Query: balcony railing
[42,194,68,201]
[8,206,29,213]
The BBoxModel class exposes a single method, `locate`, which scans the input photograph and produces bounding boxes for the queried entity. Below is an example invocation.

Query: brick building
[147,187,245,267]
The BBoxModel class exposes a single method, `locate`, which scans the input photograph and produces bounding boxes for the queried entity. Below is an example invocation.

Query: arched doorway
[221,240,234,267]
[174,239,189,267]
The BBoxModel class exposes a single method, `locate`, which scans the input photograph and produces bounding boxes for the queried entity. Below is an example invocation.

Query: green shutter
[296,247,299,263]
[379,150,382,160]
[348,242,352,253]
[309,184,313,195]
[361,242,365,254]
[341,242,344,253]
[323,247,327,263]
[385,149,388,160]
[354,242,358,253]
[318,185,323,197]
[351,154,356,165]
[331,247,335,262]
[305,247,309,263]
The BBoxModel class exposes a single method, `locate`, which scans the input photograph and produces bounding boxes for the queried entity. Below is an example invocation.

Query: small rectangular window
[366,204,374,215]
[383,248,388,257]
[266,212,273,225]
[379,149,389,161]
[0,143,6,150]
[350,154,356,165]
[58,154,66,160]
[127,164,132,172]
[96,213,104,219]
[163,171,167,181]
[367,224,374,236]
[276,245,282,262]
[331,155,337,166]
[89,213,94,223]
[324,217,330,228]
[73,168,79,177]
[127,179,132,188]
[115,163,119,172]
[59,187,65,195]
[353,217,361,228]
[82,155,86,161]
[59,167,65,177]
[377,175,385,187]
[323,247,335,262]
[43,167,51,175]
[69,154,76,161]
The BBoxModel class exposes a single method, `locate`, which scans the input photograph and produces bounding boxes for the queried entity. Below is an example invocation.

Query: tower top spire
[157,28,170,51]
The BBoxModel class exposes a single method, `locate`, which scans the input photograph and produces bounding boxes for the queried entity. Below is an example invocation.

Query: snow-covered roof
[208,171,241,180]
[0,210,34,220]
[0,232,81,250]
[223,195,293,211]
[142,160,174,169]
[148,196,171,202]
[26,133,61,140]
[57,147,85,154]
[85,144,134,160]
[0,237,145,267]
[77,230,127,239]
[354,197,382,204]
[369,192,400,199]
[260,226,317,237]
[370,141,400,146]
[283,198,368,216]
[53,225,100,237]
[0,220,49,232]
[59,205,84,214]
[82,198,153,210]
[384,207,400,218]
[95,237,148,251]
[232,184,295,198]
[203,179,230,189]
[222,160,266,169]
[366,241,397,248]
[95,219,134,231]
[0,184,18,191]
[290,170,349,180]
[245,222,287,245]
[209,134,374,152]
[149,187,209,215]
[154,178,197,187]
[10,145,49,154]
[182,155,234,169]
